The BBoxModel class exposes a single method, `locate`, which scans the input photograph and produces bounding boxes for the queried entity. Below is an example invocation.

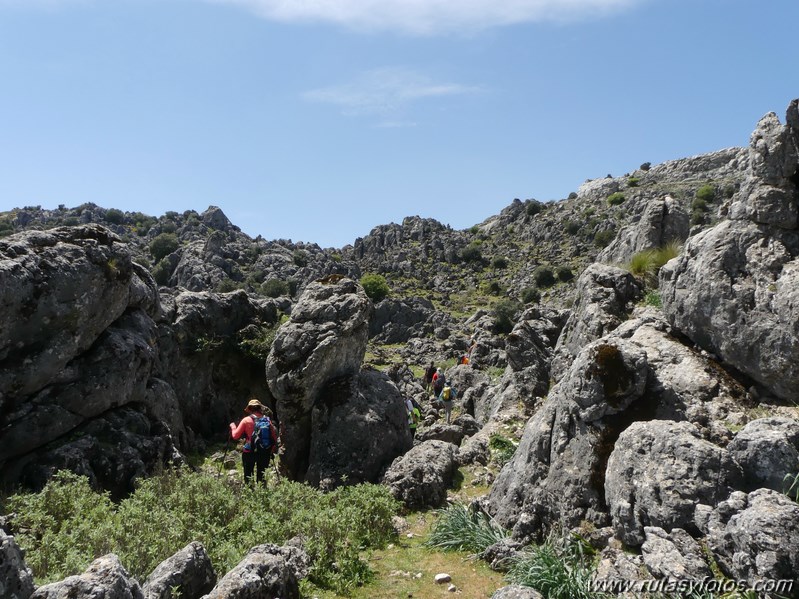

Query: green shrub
[7,469,400,595]
[261,278,289,298]
[691,210,706,226]
[292,250,308,267]
[493,299,521,334]
[521,286,540,304]
[627,242,682,286]
[489,433,517,466]
[607,192,625,206]
[63,217,79,227]
[469,225,480,234]
[526,201,542,217]
[643,291,662,308]
[487,281,503,295]
[567,192,578,200]
[105,208,125,224]
[692,198,709,212]
[426,503,509,555]
[360,273,390,303]
[492,256,509,269]
[593,230,615,248]
[507,532,596,599]
[534,266,556,288]
[555,266,573,282]
[148,233,179,262]
[150,259,172,286]
[696,184,716,203]
[215,279,241,293]
[460,243,484,264]
[627,177,640,187]
[564,221,581,235]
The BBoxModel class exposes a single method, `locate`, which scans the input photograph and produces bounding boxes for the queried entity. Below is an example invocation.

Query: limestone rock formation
[31,554,144,599]
[727,417,799,492]
[605,421,743,547]
[641,527,712,581]
[201,544,309,599]
[0,529,34,599]
[142,541,216,599]
[381,440,459,510]
[661,100,799,401]
[550,264,642,381]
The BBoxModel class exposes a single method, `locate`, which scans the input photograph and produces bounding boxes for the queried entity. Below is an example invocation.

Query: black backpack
[251,416,273,453]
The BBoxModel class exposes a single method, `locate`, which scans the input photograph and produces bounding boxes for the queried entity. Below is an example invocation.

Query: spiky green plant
[426,503,509,555]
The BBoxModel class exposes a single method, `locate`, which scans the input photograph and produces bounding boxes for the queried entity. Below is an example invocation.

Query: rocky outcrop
[597,195,689,265]
[142,541,216,599]
[727,417,799,492]
[201,544,309,599]
[550,264,642,381]
[266,277,410,485]
[0,529,34,599]
[605,420,743,546]
[381,440,459,510]
[32,554,144,599]
[369,297,438,343]
[641,527,712,581]
[661,100,799,401]
[700,489,799,596]
[490,586,544,599]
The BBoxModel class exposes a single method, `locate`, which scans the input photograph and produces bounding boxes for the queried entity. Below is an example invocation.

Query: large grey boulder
[369,297,436,343]
[605,420,743,547]
[641,526,712,581]
[487,338,649,541]
[490,586,544,599]
[32,554,144,599]
[0,529,34,599]
[304,369,412,490]
[381,440,459,510]
[142,541,216,599]
[702,489,799,596]
[266,276,389,483]
[201,544,308,599]
[0,224,152,416]
[550,264,642,381]
[727,417,799,492]
[661,100,799,401]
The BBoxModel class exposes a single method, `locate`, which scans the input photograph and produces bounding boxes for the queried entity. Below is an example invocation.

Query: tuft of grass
[426,503,510,555]
[506,531,597,599]
[627,241,682,287]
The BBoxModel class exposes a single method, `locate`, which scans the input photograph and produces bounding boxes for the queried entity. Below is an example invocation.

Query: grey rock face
[0,225,143,415]
[414,423,465,446]
[598,195,690,265]
[381,440,459,510]
[641,527,712,581]
[0,529,34,599]
[201,544,309,599]
[661,101,799,401]
[32,554,144,599]
[605,420,743,546]
[305,369,411,490]
[550,264,642,381]
[369,297,436,343]
[487,338,649,541]
[728,417,799,492]
[703,489,799,595]
[142,541,216,599]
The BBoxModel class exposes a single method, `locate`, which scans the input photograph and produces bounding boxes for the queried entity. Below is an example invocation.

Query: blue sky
[0,0,796,248]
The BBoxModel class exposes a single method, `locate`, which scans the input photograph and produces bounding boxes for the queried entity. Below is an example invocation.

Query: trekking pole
[218,435,232,477]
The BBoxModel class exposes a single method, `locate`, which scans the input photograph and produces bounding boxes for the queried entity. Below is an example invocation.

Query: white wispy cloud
[207,0,643,34]
[302,67,480,126]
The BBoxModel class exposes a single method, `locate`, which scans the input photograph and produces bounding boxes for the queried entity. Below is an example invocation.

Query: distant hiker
[423,361,436,392]
[230,399,278,485]
[460,354,470,365]
[432,368,446,397]
[438,385,457,424]
[405,397,421,439]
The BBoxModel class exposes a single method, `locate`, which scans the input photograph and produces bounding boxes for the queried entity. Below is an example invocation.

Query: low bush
[696,184,716,203]
[593,230,615,248]
[148,233,179,262]
[489,433,517,466]
[105,208,125,224]
[534,266,556,288]
[627,177,640,187]
[521,286,540,304]
[564,221,581,235]
[492,256,509,269]
[292,250,308,267]
[426,503,509,555]
[607,192,625,206]
[360,273,390,303]
[6,469,400,595]
[555,266,573,282]
[261,278,289,298]
[460,243,484,264]
[493,299,521,335]
[526,201,542,217]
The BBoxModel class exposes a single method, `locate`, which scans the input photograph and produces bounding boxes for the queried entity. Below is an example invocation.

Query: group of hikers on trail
[422,362,458,424]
